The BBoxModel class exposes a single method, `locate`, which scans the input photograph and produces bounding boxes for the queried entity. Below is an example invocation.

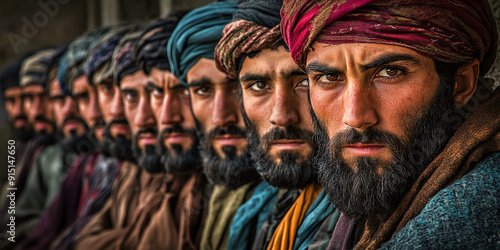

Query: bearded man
[281,0,500,249]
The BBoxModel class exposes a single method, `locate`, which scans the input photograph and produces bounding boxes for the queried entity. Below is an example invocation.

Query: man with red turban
[281,0,499,249]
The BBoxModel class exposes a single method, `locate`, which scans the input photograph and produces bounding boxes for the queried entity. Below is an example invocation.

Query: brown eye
[378,67,401,77]
[318,74,342,82]
[249,81,269,91]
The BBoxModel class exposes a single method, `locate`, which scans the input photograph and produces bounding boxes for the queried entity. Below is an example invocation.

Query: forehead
[186,58,232,85]
[4,87,22,97]
[23,84,44,94]
[72,75,93,92]
[49,79,63,96]
[120,70,148,89]
[307,42,431,70]
[148,68,181,89]
[240,46,301,79]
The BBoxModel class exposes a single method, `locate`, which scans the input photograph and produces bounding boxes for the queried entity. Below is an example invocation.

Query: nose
[160,92,183,126]
[135,96,157,130]
[88,90,103,126]
[13,97,23,117]
[30,95,44,119]
[109,89,125,120]
[342,81,378,130]
[270,87,299,127]
[211,88,239,128]
[62,96,79,117]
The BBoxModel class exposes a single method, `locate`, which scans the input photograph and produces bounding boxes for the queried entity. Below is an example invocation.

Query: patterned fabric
[227,181,279,250]
[167,1,237,85]
[215,20,282,79]
[112,30,143,86]
[308,209,341,250]
[19,48,56,87]
[280,0,498,75]
[266,182,323,250]
[351,85,500,249]
[200,182,257,250]
[381,152,500,250]
[133,11,188,75]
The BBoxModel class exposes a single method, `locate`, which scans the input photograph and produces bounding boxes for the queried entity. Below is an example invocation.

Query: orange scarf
[266,182,323,250]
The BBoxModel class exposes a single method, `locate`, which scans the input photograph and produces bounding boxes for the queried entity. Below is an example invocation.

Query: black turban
[134,10,189,75]
[232,0,283,27]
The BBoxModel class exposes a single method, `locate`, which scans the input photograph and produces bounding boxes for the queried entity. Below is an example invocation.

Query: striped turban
[64,26,111,92]
[85,23,137,86]
[134,10,189,75]
[20,48,56,87]
[281,0,498,75]
[167,1,237,85]
[113,29,144,86]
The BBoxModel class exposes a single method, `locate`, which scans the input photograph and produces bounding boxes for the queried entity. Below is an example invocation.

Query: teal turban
[167,1,237,85]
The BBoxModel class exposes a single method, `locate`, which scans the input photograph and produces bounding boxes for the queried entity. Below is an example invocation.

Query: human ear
[453,59,479,108]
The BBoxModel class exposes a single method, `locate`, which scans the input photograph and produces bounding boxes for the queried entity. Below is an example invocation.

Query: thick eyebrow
[49,94,65,100]
[306,62,343,75]
[360,53,420,72]
[72,91,88,99]
[281,68,306,79]
[119,88,137,94]
[239,73,270,83]
[187,78,213,88]
[147,81,161,89]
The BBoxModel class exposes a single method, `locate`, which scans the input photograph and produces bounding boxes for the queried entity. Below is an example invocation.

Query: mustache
[12,115,28,122]
[331,127,406,153]
[159,124,186,135]
[135,127,158,138]
[34,115,51,123]
[261,126,314,148]
[62,116,87,127]
[206,125,246,140]
[93,119,106,128]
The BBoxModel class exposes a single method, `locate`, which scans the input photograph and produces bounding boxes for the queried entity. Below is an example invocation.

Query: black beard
[132,128,163,173]
[57,116,93,155]
[198,124,260,190]
[101,119,134,161]
[157,125,202,174]
[247,123,317,189]
[9,116,34,142]
[315,79,456,222]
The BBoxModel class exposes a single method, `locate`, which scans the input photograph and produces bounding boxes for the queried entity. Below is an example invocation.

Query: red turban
[281,0,498,75]
[215,20,282,79]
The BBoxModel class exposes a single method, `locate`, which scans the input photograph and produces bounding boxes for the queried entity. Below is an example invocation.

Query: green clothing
[200,182,257,250]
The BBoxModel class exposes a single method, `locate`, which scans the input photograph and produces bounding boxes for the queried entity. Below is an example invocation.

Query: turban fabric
[20,48,56,87]
[167,1,237,85]
[134,10,189,75]
[215,0,283,78]
[113,30,144,86]
[85,23,138,86]
[64,27,111,92]
[215,21,282,79]
[281,0,498,75]
[0,50,41,93]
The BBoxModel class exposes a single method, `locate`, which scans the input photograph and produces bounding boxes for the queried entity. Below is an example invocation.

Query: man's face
[96,78,133,161]
[72,75,105,142]
[186,58,259,189]
[22,84,56,143]
[306,43,456,220]
[4,87,33,141]
[239,46,316,189]
[120,70,162,172]
[49,79,87,139]
[148,68,201,173]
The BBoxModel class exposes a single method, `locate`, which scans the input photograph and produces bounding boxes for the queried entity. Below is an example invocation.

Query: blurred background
[0,0,499,186]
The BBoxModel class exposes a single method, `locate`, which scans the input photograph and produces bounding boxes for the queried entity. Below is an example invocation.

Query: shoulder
[383,152,500,249]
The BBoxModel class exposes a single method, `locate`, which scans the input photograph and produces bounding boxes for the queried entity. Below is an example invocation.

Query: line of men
[0,0,499,249]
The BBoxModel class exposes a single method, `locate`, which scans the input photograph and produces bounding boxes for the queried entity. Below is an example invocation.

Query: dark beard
[58,116,93,155]
[315,79,456,222]
[101,119,134,161]
[132,128,163,173]
[33,116,57,146]
[157,125,202,173]
[9,115,34,142]
[247,123,317,189]
[198,124,260,190]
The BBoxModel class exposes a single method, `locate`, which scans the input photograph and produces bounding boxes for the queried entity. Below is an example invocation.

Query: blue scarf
[294,189,335,250]
[227,181,279,250]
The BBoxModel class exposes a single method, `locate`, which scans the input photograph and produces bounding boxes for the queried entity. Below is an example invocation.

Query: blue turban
[167,1,237,85]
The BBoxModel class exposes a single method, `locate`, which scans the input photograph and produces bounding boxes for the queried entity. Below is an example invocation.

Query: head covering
[281,0,498,75]
[167,1,238,85]
[134,10,189,75]
[64,26,111,92]
[215,0,283,79]
[19,48,56,87]
[113,29,144,86]
[85,23,138,86]
[42,43,69,93]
